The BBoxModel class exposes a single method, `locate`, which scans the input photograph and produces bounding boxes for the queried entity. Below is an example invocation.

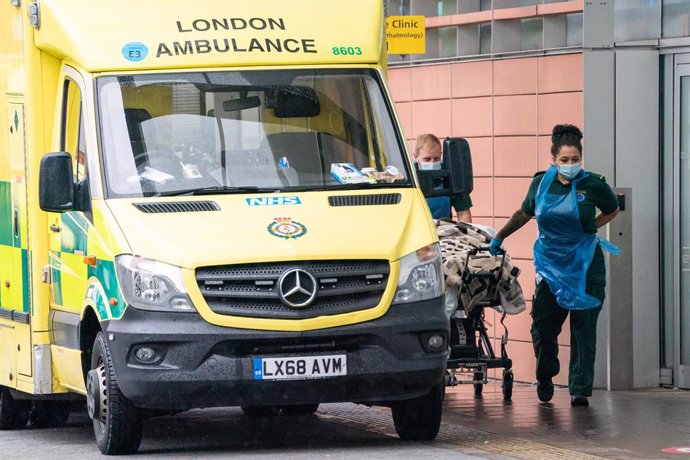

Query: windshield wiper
[158,186,280,197]
[320,182,410,191]
[156,183,411,196]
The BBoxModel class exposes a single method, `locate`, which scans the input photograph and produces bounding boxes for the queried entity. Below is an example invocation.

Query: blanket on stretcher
[436,220,526,315]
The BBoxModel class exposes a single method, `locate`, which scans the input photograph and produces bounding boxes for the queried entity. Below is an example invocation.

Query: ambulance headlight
[393,244,444,304]
[115,255,195,313]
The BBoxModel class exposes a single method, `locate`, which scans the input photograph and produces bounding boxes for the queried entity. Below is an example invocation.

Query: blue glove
[488,238,504,256]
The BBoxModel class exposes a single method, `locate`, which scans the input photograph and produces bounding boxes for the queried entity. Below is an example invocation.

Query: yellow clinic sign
[386,16,425,54]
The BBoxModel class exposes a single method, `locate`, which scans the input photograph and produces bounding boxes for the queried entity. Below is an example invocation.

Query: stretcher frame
[445,247,514,401]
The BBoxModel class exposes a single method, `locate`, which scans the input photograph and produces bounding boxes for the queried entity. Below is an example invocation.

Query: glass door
[675,60,690,389]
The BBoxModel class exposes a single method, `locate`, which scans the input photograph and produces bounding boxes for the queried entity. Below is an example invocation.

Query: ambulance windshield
[96,69,412,198]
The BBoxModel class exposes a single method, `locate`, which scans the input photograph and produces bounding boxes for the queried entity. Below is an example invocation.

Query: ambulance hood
[106,190,436,269]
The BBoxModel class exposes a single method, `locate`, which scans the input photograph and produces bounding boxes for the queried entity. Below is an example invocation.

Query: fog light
[171,297,193,311]
[426,334,445,351]
[134,346,158,364]
[394,289,412,302]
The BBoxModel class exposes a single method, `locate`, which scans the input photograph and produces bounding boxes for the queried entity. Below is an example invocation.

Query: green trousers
[530,279,606,396]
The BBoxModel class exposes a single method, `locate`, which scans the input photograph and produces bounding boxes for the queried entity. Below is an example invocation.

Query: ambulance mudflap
[253,354,347,380]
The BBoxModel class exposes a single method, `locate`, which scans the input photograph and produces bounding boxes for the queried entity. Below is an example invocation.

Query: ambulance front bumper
[102,298,448,411]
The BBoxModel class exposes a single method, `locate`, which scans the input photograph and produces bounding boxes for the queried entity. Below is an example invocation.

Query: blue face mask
[558,163,582,180]
[419,161,442,171]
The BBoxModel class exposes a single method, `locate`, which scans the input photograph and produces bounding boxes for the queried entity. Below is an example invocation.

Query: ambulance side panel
[0,0,31,393]
[0,1,64,396]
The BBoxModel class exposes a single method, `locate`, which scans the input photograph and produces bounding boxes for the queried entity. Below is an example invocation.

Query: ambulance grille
[195,260,390,319]
[133,201,220,213]
[328,193,401,207]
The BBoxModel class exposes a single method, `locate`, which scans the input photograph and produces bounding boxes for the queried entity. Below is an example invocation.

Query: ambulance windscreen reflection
[96,69,412,198]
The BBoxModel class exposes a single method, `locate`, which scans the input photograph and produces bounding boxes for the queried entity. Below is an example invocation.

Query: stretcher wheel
[502,369,514,401]
[444,370,458,387]
[473,372,483,396]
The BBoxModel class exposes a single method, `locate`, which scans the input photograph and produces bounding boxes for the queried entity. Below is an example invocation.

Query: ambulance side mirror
[418,137,473,198]
[39,152,75,212]
[443,137,473,195]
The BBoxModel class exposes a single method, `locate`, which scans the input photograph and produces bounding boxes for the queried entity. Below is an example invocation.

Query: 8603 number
[332,46,363,56]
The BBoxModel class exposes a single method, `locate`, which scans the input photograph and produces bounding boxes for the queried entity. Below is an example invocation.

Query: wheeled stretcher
[445,247,514,401]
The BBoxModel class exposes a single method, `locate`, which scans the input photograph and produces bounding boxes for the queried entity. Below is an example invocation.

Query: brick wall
[389,53,583,384]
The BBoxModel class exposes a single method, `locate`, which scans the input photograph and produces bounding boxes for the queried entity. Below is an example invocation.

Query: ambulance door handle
[49,224,61,233]
[0,324,15,330]
[13,209,19,238]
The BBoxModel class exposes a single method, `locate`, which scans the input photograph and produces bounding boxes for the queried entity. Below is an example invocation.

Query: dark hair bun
[551,124,582,144]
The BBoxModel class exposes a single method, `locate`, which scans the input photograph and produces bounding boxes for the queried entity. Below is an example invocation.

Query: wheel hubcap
[86,364,107,423]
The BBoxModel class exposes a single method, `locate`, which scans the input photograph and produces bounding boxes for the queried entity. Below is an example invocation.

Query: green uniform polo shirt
[452,192,472,212]
[520,170,619,285]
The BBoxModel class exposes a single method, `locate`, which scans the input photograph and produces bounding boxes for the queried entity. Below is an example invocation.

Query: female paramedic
[489,124,619,407]
[413,133,473,223]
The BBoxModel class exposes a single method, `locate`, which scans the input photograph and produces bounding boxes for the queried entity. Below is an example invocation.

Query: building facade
[386,0,690,389]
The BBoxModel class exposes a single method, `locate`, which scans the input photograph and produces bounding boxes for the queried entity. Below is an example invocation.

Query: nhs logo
[246,196,302,206]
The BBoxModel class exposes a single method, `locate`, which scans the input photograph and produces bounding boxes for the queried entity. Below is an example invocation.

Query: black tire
[281,403,319,416]
[0,386,30,430]
[502,370,514,401]
[90,332,142,455]
[473,372,484,396]
[241,405,280,417]
[29,401,70,428]
[392,381,444,441]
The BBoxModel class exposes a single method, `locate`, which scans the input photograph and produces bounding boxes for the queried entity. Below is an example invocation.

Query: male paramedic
[413,133,473,223]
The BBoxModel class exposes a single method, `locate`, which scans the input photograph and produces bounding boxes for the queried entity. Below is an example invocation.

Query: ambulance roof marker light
[28,1,40,29]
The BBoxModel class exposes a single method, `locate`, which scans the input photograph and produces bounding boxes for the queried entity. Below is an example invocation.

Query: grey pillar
[607,188,633,390]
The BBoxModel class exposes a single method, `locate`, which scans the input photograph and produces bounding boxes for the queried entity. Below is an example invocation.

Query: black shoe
[570,395,589,406]
[536,378,554,402]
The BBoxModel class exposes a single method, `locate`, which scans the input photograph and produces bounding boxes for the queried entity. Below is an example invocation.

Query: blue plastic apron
[533,165,619,310]
[427,196,451,219]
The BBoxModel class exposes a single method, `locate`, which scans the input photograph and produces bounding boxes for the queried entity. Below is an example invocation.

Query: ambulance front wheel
[89,332,142,455]
[391,380,444,441]
[0,386,30,430]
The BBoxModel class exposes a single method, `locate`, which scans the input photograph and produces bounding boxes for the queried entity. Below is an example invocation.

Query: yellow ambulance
[0,0,448,454]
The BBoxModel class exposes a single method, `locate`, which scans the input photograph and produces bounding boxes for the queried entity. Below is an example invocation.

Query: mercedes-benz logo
[278,268,317,308]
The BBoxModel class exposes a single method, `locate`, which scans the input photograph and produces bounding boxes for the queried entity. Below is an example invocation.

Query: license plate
[252,354,347,380]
